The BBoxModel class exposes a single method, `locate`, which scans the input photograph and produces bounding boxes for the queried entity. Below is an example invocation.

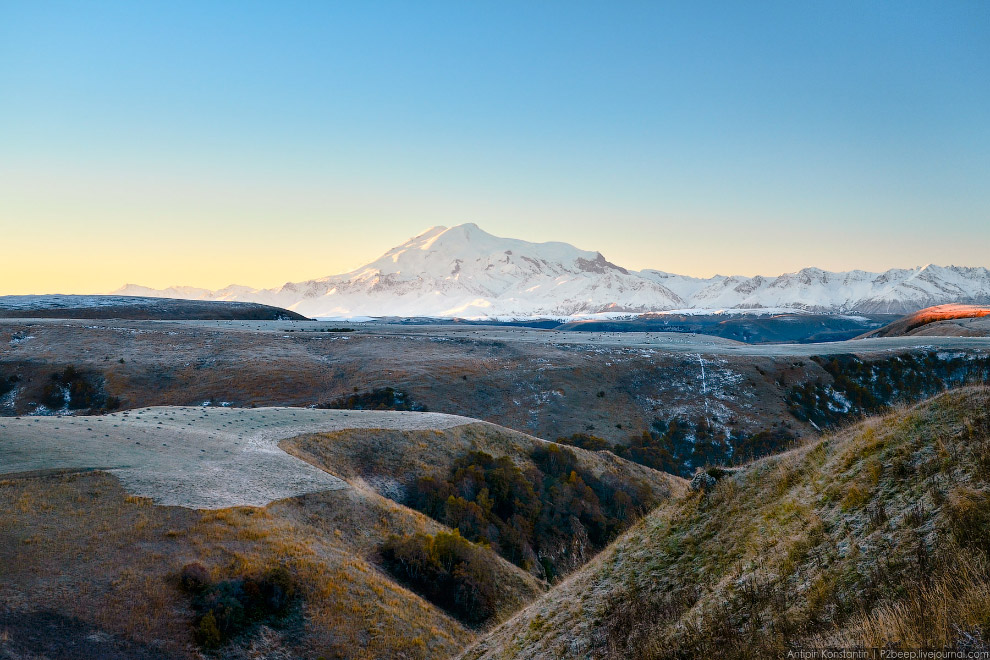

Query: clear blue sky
[1,1,988,293]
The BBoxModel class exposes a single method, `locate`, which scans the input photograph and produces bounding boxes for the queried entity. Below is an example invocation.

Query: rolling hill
[858,303,990,339]
[0,295,308,320]
[0,407,680,659]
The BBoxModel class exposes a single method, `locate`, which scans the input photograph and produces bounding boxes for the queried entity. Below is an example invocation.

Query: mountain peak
[433,222,496,243]
[114,227,990,318]
[450,222,483,234]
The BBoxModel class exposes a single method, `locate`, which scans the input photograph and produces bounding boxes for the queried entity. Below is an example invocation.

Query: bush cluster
[559,418,796,478]
[381,530,501,624]
[408,447,656,580]
[322,387,426,411]
[178,563,296,648]
[38,366,119,412]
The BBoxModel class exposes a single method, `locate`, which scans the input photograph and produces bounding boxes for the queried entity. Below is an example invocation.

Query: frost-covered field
[0,406,475,508]
[102,319,990,355]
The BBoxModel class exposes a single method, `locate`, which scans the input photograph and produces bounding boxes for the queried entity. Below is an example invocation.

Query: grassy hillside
[1,418,680,659]
[464,386,990,659]
[0,468,481,659]
[283,423,683,583]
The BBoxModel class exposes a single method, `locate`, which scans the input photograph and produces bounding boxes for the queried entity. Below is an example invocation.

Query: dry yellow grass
[463,386,990,659]
[0,468,476,659]
[4,418,630,658]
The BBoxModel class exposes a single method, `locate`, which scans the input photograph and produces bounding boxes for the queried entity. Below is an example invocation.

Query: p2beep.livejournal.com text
[786,649,990,660]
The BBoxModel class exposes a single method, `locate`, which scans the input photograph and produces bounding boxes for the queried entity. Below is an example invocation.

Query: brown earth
[7,319,988,450]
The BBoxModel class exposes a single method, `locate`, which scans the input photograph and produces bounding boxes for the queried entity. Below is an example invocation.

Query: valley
[1,406,678,658]
[4,318,990,478]
[464,387,990,659]
[3,313,990,657]
[6,3,988,656]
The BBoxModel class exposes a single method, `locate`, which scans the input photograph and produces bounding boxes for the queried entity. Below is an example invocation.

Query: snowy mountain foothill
[113,224,990,319]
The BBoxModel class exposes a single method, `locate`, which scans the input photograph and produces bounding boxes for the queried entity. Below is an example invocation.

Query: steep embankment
[858,303,990,338]
[465,387,990,659]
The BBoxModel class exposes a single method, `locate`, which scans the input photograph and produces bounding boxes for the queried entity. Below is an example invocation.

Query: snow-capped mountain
[642,265,990,314]
[115,224,990,318]
[118,224,684,318]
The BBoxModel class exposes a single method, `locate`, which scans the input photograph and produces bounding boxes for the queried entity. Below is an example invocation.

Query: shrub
[322,387,426,411]
[179,562,210,593]
[381,530,501,624]
[179,565,298,648]
[558,433,610,452]
[196,611,222,649]
[407,448,658,580]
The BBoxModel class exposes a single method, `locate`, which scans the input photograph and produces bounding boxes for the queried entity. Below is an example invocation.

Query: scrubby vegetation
[466,387,990,659]
[178,563,298,648]
[381,530,504,625]
[407,447,658,581]
[0,466,479,660]
[0,372,18,397]
[787,351,990,427]
[560,351,989,479]
[559,418,797,478]
[323,386,427,411]
[39,365,119,412]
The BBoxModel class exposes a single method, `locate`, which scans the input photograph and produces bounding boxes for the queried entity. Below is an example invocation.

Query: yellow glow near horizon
[3,210,986,296]
[3,3,988,297]
[2,162,986,296]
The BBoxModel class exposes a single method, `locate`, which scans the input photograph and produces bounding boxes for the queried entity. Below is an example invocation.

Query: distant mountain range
[115,224,990,318]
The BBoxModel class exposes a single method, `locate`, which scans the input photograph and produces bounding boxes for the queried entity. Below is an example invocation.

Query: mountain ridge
[114,224,990,318]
